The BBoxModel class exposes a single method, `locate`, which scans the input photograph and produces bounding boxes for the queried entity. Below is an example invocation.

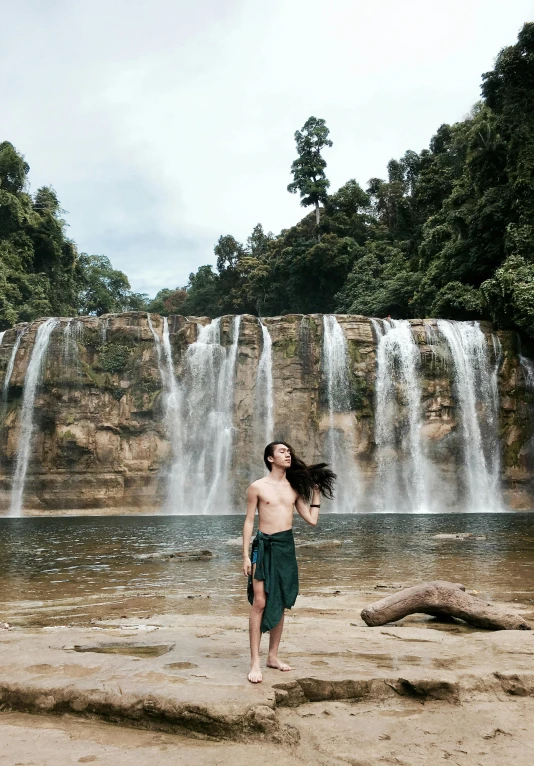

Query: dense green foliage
[3,24,534,336]
[0,143,147,329]
[174,24,534,337]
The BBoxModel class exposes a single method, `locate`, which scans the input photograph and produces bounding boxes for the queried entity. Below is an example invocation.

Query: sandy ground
[2,589,534,764]
[4,699,534,766]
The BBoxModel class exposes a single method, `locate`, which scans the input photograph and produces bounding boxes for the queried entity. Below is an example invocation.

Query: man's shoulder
[248,477,266,491]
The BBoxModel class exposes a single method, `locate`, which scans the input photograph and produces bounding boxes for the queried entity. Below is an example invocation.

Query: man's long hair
[263,441,336,502]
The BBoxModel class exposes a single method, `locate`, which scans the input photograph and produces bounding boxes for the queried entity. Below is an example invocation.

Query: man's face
[269,443,292,469]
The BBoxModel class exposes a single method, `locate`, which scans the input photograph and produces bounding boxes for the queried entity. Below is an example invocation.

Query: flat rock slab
[433,533,487,541]
[72,642,176,657]
[295,539,342,549]
[1,596,534,741]
[136,550,214,561]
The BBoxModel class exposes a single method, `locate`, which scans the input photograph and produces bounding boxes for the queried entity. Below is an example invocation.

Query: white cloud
[1,0,533,295]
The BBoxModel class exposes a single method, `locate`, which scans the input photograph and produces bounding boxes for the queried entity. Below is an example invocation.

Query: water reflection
[1,514,534,626]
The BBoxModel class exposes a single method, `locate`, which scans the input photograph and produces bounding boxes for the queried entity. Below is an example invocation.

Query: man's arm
[295,485,321,526]
[242,484,258,576]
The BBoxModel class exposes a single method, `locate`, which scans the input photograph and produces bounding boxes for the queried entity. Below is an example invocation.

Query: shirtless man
[243,442,321,684]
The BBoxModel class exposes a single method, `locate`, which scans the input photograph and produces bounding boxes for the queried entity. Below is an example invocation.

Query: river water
[2,514,534,627]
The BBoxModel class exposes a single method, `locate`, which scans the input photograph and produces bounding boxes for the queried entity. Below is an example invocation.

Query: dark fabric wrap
[247,528,299,633]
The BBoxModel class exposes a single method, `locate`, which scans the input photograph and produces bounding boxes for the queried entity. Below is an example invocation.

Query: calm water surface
[2,514,534,626]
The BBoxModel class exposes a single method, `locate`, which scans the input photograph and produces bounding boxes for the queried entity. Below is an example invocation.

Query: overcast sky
[2,0,534,297]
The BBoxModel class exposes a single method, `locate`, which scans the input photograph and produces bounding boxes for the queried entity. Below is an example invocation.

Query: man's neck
[269,465,287,482]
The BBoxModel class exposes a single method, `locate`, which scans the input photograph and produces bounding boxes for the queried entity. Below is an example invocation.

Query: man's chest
[259,485,296,508]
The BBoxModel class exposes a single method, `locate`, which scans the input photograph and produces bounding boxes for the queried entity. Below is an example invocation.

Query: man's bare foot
[248,663,263,683]
[266,657,292,671]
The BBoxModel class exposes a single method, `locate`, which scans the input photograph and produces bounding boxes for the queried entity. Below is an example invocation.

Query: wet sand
[4,699,534,766]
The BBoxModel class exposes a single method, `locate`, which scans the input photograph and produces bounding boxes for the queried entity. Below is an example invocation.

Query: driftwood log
[361,580,531,631]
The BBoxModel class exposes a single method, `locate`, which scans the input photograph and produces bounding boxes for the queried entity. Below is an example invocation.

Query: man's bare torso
[251,475,298,535]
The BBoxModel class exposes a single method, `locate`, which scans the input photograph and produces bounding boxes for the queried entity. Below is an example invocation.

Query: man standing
[242,441,335,684]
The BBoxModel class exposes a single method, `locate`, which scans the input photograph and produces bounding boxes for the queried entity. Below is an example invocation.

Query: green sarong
[247,529,299,633]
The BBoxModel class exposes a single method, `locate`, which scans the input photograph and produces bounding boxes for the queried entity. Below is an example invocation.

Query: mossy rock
[349,375,373,415]
[81,327,102,349]
[97,343,133,373]
[502,434,523,468]
[275,336,298,358]
[105,328,140,347]
[131,388,162,413]
[136,377,162,394]
[80,361,114,389]
[347,341,362,364]
[58,429,77,442]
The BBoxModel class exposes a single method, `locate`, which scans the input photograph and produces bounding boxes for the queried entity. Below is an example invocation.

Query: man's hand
[243,556,252,577]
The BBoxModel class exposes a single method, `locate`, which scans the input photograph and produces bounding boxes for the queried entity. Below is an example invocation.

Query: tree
[180,265,220,317]
[482,255,534,335]
[0,141,29,193]
[0,142,81,327]
[287,117,333,227]
[77,254,140,316]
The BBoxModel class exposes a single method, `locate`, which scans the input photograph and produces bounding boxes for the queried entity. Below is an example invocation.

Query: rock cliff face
[0,312,532,514]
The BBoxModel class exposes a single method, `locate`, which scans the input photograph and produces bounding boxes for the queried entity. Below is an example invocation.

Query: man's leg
[267,611,292,672]
[248,566,265,683]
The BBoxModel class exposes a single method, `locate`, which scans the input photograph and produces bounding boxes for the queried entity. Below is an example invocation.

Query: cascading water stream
[437,320,502,512]
[370,318,389,343]
[374,319,428,512]
[9,318,59,516]
[100,317,109,344]
[167,317,241,513]
[255,321,274,446]
[147,313,165,377]
[322,316,360,513]
[516,334,534,390]
[520,355,534,391]
[3,328,26,400]
[62,319,83,380]
[147,314,184,510]
[0,331,5,346]
[204,316,241,510]
[161,317,183,466]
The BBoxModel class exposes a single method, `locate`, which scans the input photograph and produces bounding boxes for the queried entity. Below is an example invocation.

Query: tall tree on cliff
[287,117,333,229]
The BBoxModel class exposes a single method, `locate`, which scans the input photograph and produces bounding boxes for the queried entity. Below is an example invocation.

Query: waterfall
[147,313,165,376]
[147,314,184,510]
[437,320,502,512]
[519,355,534,391]
[3,328,25,400]
[322,316,360,513]
[370,318,388,342]
[374,319,428,512]
[167,317,241,514]
[161,317,182,437]
[204,316,241,510]
[255,321,274,446]
[9,318,59,516]
[161,317,183,504]
[62,319,83,380]
[100,317,109,344]
[0,331,5,346]
[516,333,534,391]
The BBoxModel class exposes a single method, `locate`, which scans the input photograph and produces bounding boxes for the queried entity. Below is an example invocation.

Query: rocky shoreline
[2,588,534,763]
